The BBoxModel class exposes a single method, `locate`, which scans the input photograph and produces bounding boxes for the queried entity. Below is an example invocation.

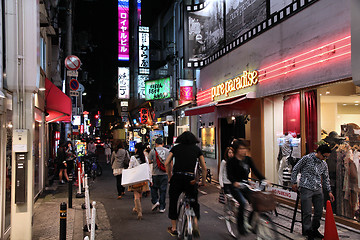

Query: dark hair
[316,144,332,154]
[135,142,146,164]
[175,131,200,145]
[224,147,234,161]
[231,138,249,153]
[118,140,124,149]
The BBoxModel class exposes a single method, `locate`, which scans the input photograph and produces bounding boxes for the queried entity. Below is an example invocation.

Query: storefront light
[343,104,347,106]
[355,104,359,106]
[326,91,330,95]
[7,122,13,128]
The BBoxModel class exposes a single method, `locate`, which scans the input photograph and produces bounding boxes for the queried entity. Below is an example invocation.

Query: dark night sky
[73,0,174,114]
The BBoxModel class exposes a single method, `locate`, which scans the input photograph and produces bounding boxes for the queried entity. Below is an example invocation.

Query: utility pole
[64,0,73,142]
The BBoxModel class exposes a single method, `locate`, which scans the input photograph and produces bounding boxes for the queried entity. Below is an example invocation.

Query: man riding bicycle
[165,131,207,238]
[226,138,267,236]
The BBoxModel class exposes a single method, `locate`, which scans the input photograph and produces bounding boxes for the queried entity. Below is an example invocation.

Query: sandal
[167,227,178,237]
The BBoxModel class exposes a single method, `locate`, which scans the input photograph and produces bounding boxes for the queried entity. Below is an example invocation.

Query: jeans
[168,174,200,220]
[151,175,168,210]
[230,186,251,234]
[116,175,125,196]
[300,187,324,235]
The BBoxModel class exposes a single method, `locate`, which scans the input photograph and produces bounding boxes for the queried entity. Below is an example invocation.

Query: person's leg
[185,178,200,219]
[116,175,122,197]
[134,190,142,219]
[59,169,63,182]
[300,188,314,236]
[151,175,160,205]
[64,169,69,181]
[119,174,125,194]
[159,175,168,211]
[311,189,324,232]
[168,175,183,231]
[230,187,247,234]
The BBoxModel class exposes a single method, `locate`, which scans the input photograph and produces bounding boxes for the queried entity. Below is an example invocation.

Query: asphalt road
[88,156,260,240]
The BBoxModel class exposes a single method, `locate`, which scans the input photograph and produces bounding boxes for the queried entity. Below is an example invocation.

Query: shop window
[319,81,360,221]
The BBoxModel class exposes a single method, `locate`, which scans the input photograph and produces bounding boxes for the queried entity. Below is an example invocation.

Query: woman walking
[128,142,152,220]
[219,147,234,194]
[104,139,112,164]
[57,143,69,184]
[111,140,129,199]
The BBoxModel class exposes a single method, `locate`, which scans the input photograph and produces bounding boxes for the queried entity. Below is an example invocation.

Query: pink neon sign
[118,0,129,61]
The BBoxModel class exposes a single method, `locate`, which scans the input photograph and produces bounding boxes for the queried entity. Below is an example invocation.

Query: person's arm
[165,152,174,181]
[148,149,155,164]
[226,158,236,184]
[110,152,115,166]
[219,160,225,187]
[248,157,265,181]
[291,156,306,191]
[323,164,335,202]
[199,155,207,186]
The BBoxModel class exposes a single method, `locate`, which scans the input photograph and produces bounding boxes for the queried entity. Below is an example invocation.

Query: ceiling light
[355,101,359,103]
[355,104,359,106]
[39,87,46,91]
[325,91,330,95]
[343,104,347,106]
[82,92,87,96]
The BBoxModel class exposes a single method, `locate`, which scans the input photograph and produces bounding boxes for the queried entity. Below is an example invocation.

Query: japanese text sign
[140,108,149,124]
[118,67,130,99]
[138,75,148,99]
[139,26,150,74]
[145,77,171,100]
[118,0,129,61]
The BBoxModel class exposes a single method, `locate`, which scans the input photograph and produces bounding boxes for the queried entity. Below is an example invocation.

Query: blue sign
[129,141,136,152]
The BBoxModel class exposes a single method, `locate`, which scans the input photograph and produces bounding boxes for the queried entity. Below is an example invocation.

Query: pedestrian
[291,144,335,240]
[65,141,76,177]
[219,146,234,194]
[57,143,69,184]
[165,131,207,238]
[111,140,130,199]
[87,140,96,155]
[148,137,170,213]
[226,138,267,236]
[104,139,112,164]
[142,142,151,197]
[128,142,152,220]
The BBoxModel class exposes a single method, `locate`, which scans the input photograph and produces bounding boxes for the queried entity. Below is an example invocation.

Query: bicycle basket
[250,191,276,212]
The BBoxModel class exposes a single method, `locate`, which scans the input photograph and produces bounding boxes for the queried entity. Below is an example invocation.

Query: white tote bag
[121,163,151,187]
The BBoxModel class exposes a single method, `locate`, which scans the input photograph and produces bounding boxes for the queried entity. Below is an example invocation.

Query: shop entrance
[219,115,250,159]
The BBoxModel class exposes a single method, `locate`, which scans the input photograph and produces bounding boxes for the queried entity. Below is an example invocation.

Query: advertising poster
[150,130,164,148]
[201,127,216,158]
[188,0,224,62]
[225,0,267,44]
[145,77,171,100]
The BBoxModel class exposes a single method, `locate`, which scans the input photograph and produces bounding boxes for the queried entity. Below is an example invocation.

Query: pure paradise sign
[145,77,171,100]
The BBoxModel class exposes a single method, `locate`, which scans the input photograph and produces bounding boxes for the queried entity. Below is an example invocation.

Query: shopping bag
[121,163,151,187]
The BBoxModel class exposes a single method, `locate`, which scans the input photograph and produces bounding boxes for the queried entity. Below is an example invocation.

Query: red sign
[65,55,81,71]
[69,79,79,91]
[80,125,84,134]
[140,108,149,124]
[180,86,193,102]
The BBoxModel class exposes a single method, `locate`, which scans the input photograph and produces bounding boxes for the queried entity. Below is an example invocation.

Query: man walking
[148,137,170,213]
[291,144,335,240]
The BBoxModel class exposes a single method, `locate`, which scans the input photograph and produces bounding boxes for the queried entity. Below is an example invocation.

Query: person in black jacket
[226,138,266,235]
[57,143,69,184]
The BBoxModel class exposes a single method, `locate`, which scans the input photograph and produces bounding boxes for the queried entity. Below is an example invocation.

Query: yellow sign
[211,70,259,100]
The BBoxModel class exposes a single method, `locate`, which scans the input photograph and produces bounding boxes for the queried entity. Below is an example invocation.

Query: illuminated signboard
[118,67,130,99]
[137,0,142,25]
[145,77,171,100]
[179,79,193,103]
[72,115,81,126]
[118,0,129,61]
[139,26,150,74]
[138,75,148,99]
[211,70,259,100]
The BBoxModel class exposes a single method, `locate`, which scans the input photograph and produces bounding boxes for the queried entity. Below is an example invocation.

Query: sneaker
[312,230,324,239]
[60,180,65,184]
[159,209,165,213]
[167,227,178,237]
[152,202,160,211]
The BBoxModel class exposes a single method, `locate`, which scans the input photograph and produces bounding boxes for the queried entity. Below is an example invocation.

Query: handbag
[121,162,151,187]
[113,168,122,176]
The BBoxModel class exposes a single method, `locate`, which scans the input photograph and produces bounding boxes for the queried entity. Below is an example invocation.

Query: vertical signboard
[139,26,150,74]
[137,0,142,25]
[118,67,130,99]
[138,75,148,99]
[179,79,194,104]
[118,0,130,61]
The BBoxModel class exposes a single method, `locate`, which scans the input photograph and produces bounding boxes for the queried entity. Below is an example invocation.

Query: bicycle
[177,192,196,240]
[224,181,278,239]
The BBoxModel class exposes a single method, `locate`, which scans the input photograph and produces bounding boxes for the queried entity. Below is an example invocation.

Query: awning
[172,101,196,112]
[185,92,256,116]
[45,78,72,122]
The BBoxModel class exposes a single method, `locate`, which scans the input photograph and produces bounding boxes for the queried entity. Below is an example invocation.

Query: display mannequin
[278,132,293,186]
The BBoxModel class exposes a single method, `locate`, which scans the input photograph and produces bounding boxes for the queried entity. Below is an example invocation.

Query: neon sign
[118,0,129,61]
[211,70,259,100]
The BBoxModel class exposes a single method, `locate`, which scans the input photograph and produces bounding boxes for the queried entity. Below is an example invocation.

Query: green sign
[145,77,171,100]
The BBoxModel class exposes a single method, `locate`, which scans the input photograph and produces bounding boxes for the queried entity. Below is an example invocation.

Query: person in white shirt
[104,139,112,164]
[87,140,96,155]
[219,147,234,194]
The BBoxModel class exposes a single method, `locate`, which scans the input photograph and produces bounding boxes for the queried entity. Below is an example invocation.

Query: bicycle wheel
[177,194,186,239]
[224,201,238,238]
[183,215,193,240]
[254,213,278,240]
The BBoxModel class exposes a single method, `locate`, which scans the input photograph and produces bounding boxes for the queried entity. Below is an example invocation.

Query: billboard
[118,0,130,61]
[138,75,148,99]
[139,26,150,74]
[118,67,130,99]
[145,77,171,100]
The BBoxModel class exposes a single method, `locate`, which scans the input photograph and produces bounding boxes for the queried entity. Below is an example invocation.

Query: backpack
[154,148,166,172]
